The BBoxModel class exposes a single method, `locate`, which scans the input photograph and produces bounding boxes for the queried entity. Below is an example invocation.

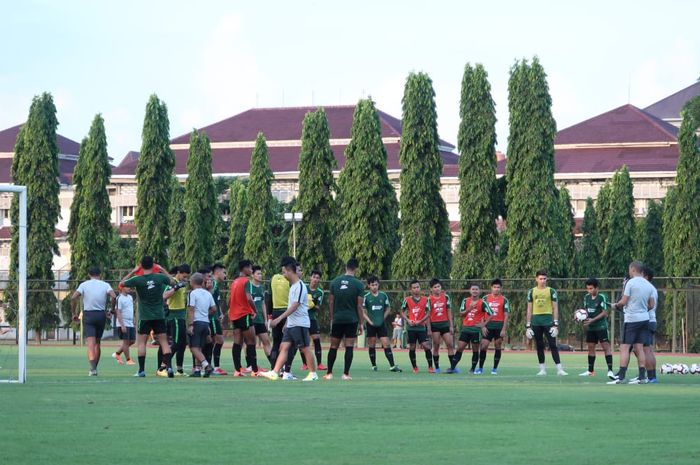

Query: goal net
[0,185,27,384]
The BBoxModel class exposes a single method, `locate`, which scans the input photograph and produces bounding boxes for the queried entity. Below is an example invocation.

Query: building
[644,81,700,128]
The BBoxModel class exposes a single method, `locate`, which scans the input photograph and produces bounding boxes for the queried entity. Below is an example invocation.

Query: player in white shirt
[187,273,218,378]
[112,284,136,365]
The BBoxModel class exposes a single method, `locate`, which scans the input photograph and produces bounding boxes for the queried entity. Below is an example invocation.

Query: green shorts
[459,328,481,344]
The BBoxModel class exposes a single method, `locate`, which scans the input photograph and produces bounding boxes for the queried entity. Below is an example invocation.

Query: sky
[1,0,698,164]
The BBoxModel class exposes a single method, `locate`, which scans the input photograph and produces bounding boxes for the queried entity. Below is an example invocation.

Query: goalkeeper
[525,270,567,376]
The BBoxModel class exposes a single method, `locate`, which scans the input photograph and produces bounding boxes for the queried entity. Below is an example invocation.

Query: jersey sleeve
[363,292,370,310]
[599,293,609,310]
[123,276,139,288]
[623,281,632,297]
[76,282,86,295]
[290,283,303,304]
[550,288,558,302]
[526,288,533,302]
[459,298,466,312]
[317,289,324,306]
[400,298,408,311]
[383,292,390,308]
[482,300,494,315]
[246,281,253,295]
[208,292,216,308]
[503,297,510,313]
[445,293,451,309]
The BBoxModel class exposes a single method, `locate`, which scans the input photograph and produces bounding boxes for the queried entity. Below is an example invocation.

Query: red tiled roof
[0,226,66,240]
[118,151,140,167]
[0,157,77,184]
[555,104,677,145]
[644,82,700,120]
[0,124,80,155]
[117,223,137,236]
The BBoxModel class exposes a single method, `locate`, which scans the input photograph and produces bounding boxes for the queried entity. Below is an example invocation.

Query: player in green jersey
[301,270,327,371]
[249,265,272,366]
[363,276,401,372]
[162,264,190,376]
[578,277,614,378]
[209,263,227,375]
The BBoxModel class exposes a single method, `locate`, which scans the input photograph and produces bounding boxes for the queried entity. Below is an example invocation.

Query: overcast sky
[2,0,698,164]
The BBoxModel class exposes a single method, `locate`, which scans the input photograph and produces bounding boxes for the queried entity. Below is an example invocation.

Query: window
[0,208,8,220]
[120,205,136,222]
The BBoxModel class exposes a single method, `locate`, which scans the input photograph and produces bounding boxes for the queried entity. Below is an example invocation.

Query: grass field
[1,345,700,465]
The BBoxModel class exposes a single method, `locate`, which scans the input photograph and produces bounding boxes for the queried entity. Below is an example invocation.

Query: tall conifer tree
[555,186,576,277]
[225,179,248,272]
[602,166,635,277]
[577,197,601,278]
[244,133,276,273]
[184,130,216,269]
[637,200,664,274]
[168,178,186,266]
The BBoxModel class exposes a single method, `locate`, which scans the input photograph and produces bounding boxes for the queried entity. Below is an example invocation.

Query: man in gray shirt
[608,261,655,384]
[71,267,116,376]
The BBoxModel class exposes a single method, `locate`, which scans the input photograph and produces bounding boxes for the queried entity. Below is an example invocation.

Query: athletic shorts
[282,326,311,348]
[167,319,188,346]
[483,328,503,341]
[309,319,320,335]
[189,321,210,348]
[586,328,610,344]
[366,324,387,338]
[254,323,268,335]
[138,319,167,336]
[232,314,253,331]
[645,321,657,347]
[118,326,136,341]
[459,329,481,344]
[209,315,223,336]
[622,321,650,345]
[407,330,428,344]
[331,322,358,339]
[83,311,107,339]
[430,322,451,335]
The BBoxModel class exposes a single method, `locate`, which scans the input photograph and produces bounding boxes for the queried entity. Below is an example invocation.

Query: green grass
[1,345,700,465]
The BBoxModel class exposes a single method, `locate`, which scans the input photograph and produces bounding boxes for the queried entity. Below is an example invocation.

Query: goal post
[0,185,27,384]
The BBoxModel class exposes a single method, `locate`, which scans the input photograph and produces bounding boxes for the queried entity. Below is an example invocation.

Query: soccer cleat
[149,339,158,346]
[317,363,327,370]
[303,372,319,382]
[174,370,188,377]
[536,369,547,376]
[557,369,568,376]
[648,378,659,384]
[341,374,352,380]
[301,364,309,371]
[371,365,378,371]
[579,371,595,377]
[428,367,435,374]
[156,369,169,378]
[112,352,124,365]
[167,367,174,378]
[491,368,498,375]
[390,365,402,373]
[282,372,298,381]
[203,366,214,378]
[628,378,647,385]
[607,378,623,384]
[134,371,146,377]
[629,376,639,382]
[260,371,280,381]
[242,366,253,373]
[607,370,616,379]
[412,367,419,374]
[126,359,135,365]
[474,368,483,375]
[453,367,461,374]
[88,370,98,376]
[323,373,333,380]
[444,368,454,374]
[233,370,246,377]
[434,368,441,374]
[191,370,202,378]
[213,367,228,376]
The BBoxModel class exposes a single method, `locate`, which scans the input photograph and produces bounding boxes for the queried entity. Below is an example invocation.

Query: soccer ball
[672,364,683,374]
[574,309,588,322]
[660,363,674,375]
[680,364,690,375]
[690,364,700,375]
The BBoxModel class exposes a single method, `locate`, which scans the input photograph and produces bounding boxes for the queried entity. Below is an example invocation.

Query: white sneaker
[607,370,616,380]
[88,370,97,376]
[628,378,647,385]
[629,376,639,382]
[557,369,568,376]
[260,371,279,381]
[536,369,547,376]
[607,379,623,384]
[342,374,353,380]
[579,371,594,377]
[302,372,318,382]
[282,372,298,381]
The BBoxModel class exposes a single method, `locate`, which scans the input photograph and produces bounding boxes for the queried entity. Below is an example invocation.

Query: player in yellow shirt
[525,270,567,376]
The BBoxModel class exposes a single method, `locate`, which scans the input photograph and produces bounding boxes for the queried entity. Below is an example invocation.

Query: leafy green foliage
[602,166,635,277]
[244,133,276,273]
[554,186,576,277]
[168,178,186,266]
[392,72,451,279]
[577,197,601,278]
[637,200,664,274]
[596,180,613,253]
[335,99,400,279]
[451,63,498,280]
[225,178,248,272]
[136,94,175,266]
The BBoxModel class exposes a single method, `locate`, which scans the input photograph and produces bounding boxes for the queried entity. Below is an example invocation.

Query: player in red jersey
[427,278,454,374]
[400,280,434,373]
[478,278,510,375]
[228,260,258,376]
[447,283,493,374]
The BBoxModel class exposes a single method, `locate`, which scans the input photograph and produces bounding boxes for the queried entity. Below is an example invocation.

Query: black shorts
[138,319,167,336]
[189,321,210,348]
[254,323,268,335]
[459,330,481,344]
[407,330,428,344]
[209,315,223,336]
[167,319,188,345]
[331,322,358,339]
[282,326,311,348]
[83,311,107,339]
[645,321,657,347]
[232,315,253,331]
[309,319,320,335]
[430,322,451,335]
[483,327,503,341]
[366,324,388,338]
[622,321,650,345]
[586,328,610,344]
[118,326,136,341]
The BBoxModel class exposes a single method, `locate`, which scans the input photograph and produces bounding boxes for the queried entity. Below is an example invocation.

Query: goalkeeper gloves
[174,281,187,290]
[549,324,559,338]
[525,324,534,340]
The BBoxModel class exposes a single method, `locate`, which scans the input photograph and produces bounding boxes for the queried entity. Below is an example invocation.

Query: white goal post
[0,185,27,384]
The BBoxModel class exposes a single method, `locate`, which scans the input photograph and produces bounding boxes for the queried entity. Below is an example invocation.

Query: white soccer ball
[673,364,683,374]
[661,363,674,375]
[574,309,588,322]
[680,364,690,375]
[690,364,700,375]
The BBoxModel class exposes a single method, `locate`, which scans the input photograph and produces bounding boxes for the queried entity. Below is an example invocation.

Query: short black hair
[87,266,101,277]
[252,265,262,273]
[535,269,548,277]
[642,266,654,281]
[212,263,225,272]
[346,258,359,270]
[585,277,600,288]
[367,275,379,285]
[179,264,191,274]
[197,266,211,275]
[491,278,502,287]
[140,256,154,270]
[283,261,297,273]
[311,269,322,278]
[239,260,253,271]
[469,283,480,289]
[429,278,442,288]
[409,279,420,287]
[280,256,296,267]
[169,266,179,275]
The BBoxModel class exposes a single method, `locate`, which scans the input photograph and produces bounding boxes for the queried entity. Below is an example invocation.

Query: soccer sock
[327,348,338,374]
[176,347,185,369]
[213,343,222,367]
[479,350,487,369]
[605,354,613,371]
[90,359,97,370]
[201,360,209,369]
[433,355,440,369]
[162,352,172,369]
[649,369,657,380]
[368,347,377,366]
[314,338,322,364]
[300,350,308,366]
[638,367,647,380]
[204,343,214,366]
[267,353,274,365]
[409,349,417,369]
[246,344,258,372]
[344,346,354,375]
[425,349,433,368]
[157,347,163,369]
[588,355,596,372]
[138,355,145,372]
[285,346,297,373]
[384,348,395,366]
[450,351,462,370]
[618,366,628,380]
[494,349,502,369]
[232,343,243,372]
[447,354,454,367]
[471,351,479,371]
